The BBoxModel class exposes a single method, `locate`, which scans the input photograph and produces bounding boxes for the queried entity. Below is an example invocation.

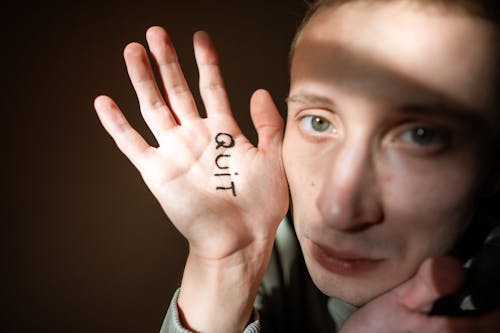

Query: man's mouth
[305,238,385,276]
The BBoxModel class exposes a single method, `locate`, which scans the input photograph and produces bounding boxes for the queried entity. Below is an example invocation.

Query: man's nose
[316,138,383,232]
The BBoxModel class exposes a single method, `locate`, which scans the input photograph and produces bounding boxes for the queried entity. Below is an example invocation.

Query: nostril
[315,144,383,231]
[318,192,384,232]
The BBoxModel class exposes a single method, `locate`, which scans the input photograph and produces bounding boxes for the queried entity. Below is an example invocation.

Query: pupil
[312,117,328,131]
[412,128,434,144]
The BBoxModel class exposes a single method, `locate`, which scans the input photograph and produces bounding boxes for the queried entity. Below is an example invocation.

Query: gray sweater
[160,219,358,332]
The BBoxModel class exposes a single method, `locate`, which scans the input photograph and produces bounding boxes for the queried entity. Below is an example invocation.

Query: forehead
[291,1,498,117]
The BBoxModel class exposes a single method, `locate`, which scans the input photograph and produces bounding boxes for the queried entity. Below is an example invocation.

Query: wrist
[178,243,273,333]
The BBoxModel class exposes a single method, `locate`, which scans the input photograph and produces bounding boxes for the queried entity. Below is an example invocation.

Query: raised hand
[94,26,289,332]
[95,27,288,260]
[340,256,500,333]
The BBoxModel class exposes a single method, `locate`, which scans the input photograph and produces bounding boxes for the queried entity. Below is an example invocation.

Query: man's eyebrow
[286,93,336,107]
[397,103,487,128]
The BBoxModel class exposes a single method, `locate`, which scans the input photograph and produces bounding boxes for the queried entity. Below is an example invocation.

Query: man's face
[283,1,498,306]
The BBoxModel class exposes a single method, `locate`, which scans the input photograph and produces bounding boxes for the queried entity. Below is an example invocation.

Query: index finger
[395,257,464,312]
[427,308,500,333]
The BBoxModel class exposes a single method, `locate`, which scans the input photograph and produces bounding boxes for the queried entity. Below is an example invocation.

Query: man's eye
[400,127,444,147]
[300,115,335,134]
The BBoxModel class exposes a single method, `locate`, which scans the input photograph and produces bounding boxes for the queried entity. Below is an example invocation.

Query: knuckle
[167,82,189,95]
[202,81,225,92]
[149,99,167,111]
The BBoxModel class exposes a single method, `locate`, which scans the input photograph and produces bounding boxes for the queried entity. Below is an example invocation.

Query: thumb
[394,256,465,312]
[250,89,284,151]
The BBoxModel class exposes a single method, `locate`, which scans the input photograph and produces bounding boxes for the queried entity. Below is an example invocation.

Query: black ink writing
[215,154,231,169]
[214,133,238,197]
[216,182,236,197]
[215,132,235,150]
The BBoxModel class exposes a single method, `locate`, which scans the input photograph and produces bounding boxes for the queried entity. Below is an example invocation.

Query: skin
[94,2,500,332]
[284,0,498,306]
[95,27,289,332]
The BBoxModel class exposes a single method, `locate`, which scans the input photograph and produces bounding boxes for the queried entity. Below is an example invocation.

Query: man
[94,0,500,331]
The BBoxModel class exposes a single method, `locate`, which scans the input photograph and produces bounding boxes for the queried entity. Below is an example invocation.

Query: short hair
[290,0,500,59]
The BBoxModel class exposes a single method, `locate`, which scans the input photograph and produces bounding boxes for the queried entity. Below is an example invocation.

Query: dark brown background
[5,1,306,331]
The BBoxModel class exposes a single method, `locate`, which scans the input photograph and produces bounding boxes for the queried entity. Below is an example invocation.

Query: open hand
[94,27,289,262]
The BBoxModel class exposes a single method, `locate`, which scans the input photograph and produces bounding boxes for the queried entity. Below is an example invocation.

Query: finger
[425,308,500,333]
[193,30,232,118]
[250,89,284,151]
[94,95,151,167]
[146,26,198,123]
[123,42,177,136]
[395,256,465,312]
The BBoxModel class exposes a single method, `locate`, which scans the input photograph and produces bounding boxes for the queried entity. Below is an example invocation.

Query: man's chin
[305,258,391,306]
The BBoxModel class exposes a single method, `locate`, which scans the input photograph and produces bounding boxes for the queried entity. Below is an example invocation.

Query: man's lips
[305,238,385,275]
